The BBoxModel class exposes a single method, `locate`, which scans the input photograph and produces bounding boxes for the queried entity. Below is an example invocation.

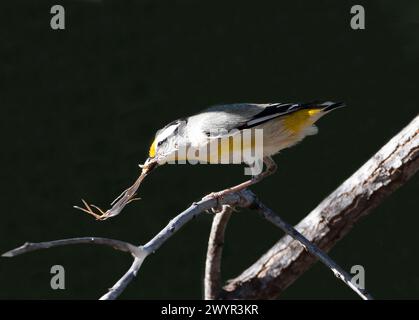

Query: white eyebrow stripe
[157,123,180,142]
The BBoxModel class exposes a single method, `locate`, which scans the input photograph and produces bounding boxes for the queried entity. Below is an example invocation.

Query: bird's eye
[157,140,164,147]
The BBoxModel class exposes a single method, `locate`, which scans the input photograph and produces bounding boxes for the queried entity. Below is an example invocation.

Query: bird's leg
[207,156,277,199]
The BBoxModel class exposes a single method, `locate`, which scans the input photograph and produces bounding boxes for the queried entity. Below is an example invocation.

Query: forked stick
[74,159,158,220]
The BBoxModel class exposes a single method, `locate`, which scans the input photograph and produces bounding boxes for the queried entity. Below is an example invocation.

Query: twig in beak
[74,159,158,220]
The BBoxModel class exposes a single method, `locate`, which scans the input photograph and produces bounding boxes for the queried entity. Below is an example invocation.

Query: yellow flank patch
[149,140,156,158]
[284,109,321,133]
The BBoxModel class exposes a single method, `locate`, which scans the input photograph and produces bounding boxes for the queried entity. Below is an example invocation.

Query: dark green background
[0,0,418,299]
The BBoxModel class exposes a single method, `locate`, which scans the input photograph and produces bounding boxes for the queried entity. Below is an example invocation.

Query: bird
[75,101,344,220]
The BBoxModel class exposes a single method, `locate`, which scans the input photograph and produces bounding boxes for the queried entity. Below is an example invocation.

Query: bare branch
[250,198,373,300]
[1,191,376,300]
[141,192,252,253]
[4,116,417,299]
[204,205,234,300]
[100,257,144,300]
[201,191,374,300]
[2,237,149,300]
[2,192,253,300]
[223,115,419,299]
[2,237,143,258]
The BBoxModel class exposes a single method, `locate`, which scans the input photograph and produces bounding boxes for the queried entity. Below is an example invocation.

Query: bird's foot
[203,189,233,201]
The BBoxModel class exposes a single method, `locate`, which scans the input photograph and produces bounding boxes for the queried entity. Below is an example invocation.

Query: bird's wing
[192,103,300,135]
[185,101,342,147]
[237,101,346,129]
[235,102,307,129]
[185,103,284,145]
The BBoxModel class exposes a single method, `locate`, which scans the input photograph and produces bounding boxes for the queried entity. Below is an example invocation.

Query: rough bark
[222,115,419,299]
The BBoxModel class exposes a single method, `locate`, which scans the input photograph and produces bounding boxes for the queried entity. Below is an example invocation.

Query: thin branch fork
[203,193,373,300]
[2,189,369,299]
[1,237,149,300]
[2,193,252,300]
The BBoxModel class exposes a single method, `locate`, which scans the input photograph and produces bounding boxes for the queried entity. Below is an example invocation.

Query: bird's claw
[204,190,232,200]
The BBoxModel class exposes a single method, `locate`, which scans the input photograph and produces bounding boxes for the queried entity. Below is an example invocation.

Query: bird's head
[73,121,187,221]
[147,119,186,165]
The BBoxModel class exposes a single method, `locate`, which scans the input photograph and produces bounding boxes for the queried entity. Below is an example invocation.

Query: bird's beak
[142,157,159,174]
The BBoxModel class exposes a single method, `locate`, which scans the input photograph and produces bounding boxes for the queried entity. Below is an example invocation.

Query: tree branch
[1,237,149,300]
[2,237,145,258]
[3,116,417,299]
[4,189,367,299]
[2,193,252,300]
[204,205,234,300]
[249,199,373,299]
[222,115,419,299]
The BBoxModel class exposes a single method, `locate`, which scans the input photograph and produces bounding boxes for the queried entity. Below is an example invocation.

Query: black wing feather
[237,101,343,130]
[236,102,301,129]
